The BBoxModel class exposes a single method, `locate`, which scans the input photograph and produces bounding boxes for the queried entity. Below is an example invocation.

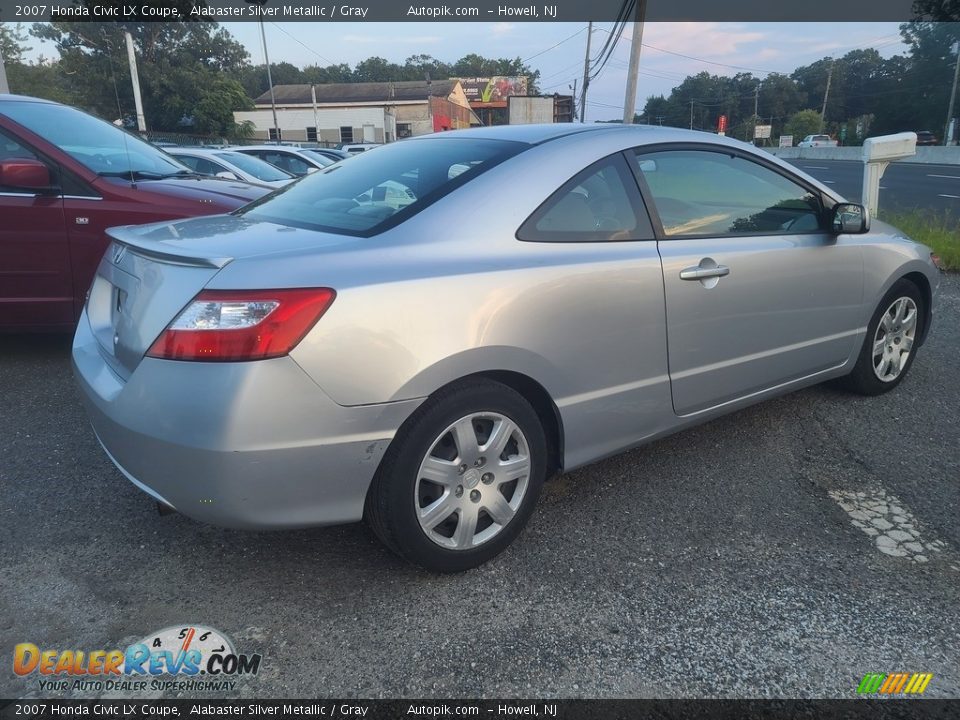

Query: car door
[0,126,71,328]
[630,146,863,416]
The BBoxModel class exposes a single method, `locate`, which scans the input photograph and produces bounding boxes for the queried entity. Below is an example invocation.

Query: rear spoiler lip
[105,225,233,269]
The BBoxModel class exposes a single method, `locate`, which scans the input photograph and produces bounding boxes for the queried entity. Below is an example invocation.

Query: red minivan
[0,94,270,332]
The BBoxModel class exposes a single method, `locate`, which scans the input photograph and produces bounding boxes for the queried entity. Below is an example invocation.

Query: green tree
[1,23,30,64]
[784,109,824,140]
[29,20,252,134]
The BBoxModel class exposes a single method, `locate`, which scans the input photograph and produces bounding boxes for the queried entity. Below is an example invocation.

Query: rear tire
[365,378,547,572]
[839,279,924,396]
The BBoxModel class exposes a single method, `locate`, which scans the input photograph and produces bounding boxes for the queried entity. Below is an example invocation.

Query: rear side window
[517,153,653,242]
[239,138,524,236]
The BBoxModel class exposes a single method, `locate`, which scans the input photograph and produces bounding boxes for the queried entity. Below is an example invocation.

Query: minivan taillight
[147,288,335,361]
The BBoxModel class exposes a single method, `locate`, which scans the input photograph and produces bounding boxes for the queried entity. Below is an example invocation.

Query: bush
[880,211,960,271]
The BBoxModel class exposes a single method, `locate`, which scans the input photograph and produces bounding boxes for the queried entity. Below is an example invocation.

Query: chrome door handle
[679,264,730,280]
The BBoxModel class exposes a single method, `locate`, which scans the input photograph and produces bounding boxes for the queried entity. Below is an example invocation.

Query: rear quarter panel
[214,131,676,468]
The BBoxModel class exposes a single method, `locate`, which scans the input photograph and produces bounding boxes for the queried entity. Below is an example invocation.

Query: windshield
[214,151,293,182]
[0,101,190,177]
[239,138,523,236]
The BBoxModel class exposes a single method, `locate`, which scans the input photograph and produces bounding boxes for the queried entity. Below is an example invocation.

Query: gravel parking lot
[2,275,958,700]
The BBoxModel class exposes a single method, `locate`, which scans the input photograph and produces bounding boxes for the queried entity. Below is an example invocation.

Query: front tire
[365,378,547,572]
[839,279,924,396]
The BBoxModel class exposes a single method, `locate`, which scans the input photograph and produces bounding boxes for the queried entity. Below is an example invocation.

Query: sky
[23,21,909,122]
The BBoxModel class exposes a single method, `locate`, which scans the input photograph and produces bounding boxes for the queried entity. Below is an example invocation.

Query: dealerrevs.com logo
[13,625,262,693]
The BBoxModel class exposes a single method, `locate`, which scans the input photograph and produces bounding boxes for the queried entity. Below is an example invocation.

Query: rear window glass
[238,138,524,236]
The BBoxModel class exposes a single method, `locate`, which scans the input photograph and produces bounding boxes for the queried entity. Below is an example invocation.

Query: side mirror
[831,203,870,234]
[215,171,239,180]
[0,158,53,191]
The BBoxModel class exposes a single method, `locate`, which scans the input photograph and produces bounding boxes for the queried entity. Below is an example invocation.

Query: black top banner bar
[2,699,960,720]
[0,0,951,23]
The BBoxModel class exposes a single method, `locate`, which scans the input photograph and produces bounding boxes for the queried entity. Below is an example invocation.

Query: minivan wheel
[839,279,924,396]
[365,378,547,572]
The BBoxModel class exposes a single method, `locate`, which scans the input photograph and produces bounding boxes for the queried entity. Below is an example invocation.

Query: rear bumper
[72,310,422,530]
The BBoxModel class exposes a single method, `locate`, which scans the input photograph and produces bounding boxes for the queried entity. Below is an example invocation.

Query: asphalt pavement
[1,276,958,700]
[784,159,960,215]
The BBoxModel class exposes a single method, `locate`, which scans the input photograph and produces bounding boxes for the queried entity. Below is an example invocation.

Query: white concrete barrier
[765,146,960,164]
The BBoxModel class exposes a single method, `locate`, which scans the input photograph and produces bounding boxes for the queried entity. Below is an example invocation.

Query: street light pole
[258,19,280,143]
[123,31,147,134]
[0,49,9,94]
[945,40,959,146]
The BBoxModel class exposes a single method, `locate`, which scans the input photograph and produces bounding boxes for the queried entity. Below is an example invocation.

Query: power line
[268,23,337,67]
[522,26,588,63]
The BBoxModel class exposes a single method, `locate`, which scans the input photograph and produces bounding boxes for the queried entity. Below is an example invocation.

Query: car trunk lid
[87,227,231,380]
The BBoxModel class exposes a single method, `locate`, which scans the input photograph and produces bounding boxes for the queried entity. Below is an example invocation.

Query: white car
[339,143,382,154]
[231,145,335,177]
[168,148,296,189]
[797,134,838,148]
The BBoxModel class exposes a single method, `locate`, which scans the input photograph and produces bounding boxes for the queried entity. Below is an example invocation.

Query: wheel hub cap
[414,412,531,550]
[872,296,918,383]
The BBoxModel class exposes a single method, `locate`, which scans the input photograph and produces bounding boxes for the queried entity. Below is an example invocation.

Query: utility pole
[945,40,959,146]
[571,79,578,121]
[622,0,646,124]
[689,100,694,129]
[258,19,280,143]
[579,22,592,124]
[752,82,759,145]
[123,31,147,133]
[819,61,833,134]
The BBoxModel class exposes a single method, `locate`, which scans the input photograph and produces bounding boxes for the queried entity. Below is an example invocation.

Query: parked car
[0,94,269,332]
[73,124,939,572]
[168,147,296,189]
[338,143,382,154]
[915,131,938,146]
[797,134,838,148]
[309,148,352,162]
[230,145,333,177]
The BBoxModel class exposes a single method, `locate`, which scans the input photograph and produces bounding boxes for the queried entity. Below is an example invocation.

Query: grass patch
[880,211,960,271]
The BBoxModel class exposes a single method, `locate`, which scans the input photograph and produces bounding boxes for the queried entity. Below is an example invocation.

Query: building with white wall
[234,80,474,145]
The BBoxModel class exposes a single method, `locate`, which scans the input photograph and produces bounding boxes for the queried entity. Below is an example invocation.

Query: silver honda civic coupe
[73,124,940,572]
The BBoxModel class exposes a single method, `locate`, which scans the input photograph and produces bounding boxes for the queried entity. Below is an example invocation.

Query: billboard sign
[754,124,772,139]
[459,77,528,104]
[779,135,794,147]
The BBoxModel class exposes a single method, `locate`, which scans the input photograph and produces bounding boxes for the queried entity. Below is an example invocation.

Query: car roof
[407,122,756,152]
[0,94,57,105]
[231,145,307,153]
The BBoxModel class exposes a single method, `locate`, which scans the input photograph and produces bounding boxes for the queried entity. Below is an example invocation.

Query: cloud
[341,34,441,45]
[491,22,515,35]
[645,22,767,58]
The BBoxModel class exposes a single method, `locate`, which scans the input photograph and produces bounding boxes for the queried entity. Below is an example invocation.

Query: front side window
[239,137,523,236]
[517,154,652,243]
[0,101,188,178]
[634,149,823,237]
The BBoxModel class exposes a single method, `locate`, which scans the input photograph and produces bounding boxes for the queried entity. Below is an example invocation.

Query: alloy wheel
[414,412,531,550]
[872,296,918,382]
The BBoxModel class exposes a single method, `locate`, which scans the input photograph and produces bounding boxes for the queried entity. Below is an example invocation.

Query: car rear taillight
[146,288,335,362]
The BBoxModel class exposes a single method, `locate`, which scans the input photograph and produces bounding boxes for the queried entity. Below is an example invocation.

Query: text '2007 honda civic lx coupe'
[73,124,940,572]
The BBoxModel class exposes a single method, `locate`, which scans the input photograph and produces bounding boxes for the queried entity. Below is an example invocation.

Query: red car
[0,94,269,332]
